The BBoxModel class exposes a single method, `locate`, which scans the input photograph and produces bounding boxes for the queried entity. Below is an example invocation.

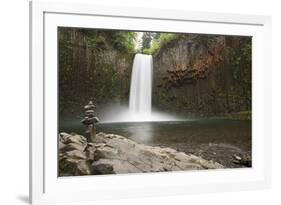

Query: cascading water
[101,53,178,122]
[129,54,153,115]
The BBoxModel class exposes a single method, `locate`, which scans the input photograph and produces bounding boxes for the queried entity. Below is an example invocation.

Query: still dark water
[60,119,251,157]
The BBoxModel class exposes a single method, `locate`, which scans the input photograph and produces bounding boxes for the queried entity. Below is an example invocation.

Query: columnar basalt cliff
[59,29,251,119]
[59,28,134,119]
[152,35,251,116]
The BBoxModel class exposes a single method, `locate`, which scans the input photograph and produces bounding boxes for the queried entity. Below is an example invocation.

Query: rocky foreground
[59,132,224,176]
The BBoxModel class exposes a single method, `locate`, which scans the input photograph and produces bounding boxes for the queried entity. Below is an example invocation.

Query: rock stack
[81,101,99,142]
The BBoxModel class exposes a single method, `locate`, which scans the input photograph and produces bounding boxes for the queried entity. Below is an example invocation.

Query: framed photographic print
[30,0,271,204]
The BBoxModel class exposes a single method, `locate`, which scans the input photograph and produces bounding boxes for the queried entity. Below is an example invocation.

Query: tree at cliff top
[142,33,185,55]
[141,32,153,51]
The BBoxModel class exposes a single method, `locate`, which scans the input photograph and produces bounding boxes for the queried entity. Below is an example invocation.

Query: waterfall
[101,53,178,122]
[129,54,153,115]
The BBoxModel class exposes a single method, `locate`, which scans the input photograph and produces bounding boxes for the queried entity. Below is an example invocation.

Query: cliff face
[58,28,133,119]
[152,35,252,116]
[59,28,251,119]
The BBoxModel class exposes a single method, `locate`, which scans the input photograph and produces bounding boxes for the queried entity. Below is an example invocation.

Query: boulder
[59,132,87,146]
[92,159,141,174]
[59,158,92,176]
[65,150,87,160]
[59,132,224,176]
[60,142,86,152]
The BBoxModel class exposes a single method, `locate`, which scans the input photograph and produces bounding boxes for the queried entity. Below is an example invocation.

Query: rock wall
[59,29,251,119]
[58,28,134,119]
[152,34,252,116]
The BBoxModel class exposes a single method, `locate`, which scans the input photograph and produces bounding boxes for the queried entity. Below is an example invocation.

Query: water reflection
[125,122,154,143]
[59,119,251,152]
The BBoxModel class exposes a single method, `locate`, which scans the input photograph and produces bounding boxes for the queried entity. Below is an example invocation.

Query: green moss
[111,32,137,54]
[143,33,179,55]
[58,28,135,118]
[225,111,252,120]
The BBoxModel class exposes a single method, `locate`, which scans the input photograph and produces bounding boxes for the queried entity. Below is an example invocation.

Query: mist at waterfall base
[101,53,180,123]
[99,104,179,123]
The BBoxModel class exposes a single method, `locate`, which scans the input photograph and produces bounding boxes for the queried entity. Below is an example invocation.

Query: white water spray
[101,53,179,123]
[129,54,153,114]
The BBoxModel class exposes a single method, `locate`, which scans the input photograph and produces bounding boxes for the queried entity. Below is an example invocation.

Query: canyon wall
[58,28,133,119]
[59,28,251,120]
[152,34,251,116]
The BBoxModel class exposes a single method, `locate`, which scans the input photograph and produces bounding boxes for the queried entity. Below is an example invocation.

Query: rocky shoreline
[59,132,224,176]
[154,142,251,168]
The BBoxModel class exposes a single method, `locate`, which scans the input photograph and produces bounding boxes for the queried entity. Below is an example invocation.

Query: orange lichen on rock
[163,41,225,90]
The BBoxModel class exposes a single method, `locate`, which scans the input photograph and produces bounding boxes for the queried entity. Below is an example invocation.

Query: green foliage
[94,63,120,102]
[86,33,106,49]
[141,32,153,50]
[60,28,137,54]
[238,39,251,66]
[141,33,198,55]
[226,37,252,111]
[225,111,252,120]
[233,38,251,84]
[142,33,178,55]
[111,32,137,53]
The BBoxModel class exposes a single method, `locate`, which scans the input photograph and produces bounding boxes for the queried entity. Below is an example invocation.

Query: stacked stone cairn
[81,101,99,142]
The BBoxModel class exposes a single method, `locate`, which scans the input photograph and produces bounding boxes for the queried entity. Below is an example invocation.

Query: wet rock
[233,154,251,167]
[65,150,87,160]
[59,158,92,176]
[60,132,87,146]
[94,146,119,160]
[60,142,86,152]
[92,160,115,174]
[59,132,224,176]
[233,154,242,161]
[59,141,66,150]
[92,159,141,174]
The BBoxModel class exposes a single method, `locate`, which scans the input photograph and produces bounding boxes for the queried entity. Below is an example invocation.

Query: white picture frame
[30,0,272,204]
